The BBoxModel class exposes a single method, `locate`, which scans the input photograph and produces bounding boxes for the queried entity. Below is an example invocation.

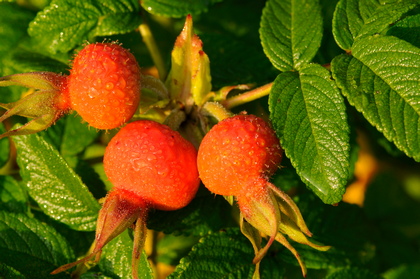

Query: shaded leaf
[148,190,232,236]
[269,64,350,204]
[260,0,323,71]
[0,211,74,279]
[0,3,34,58]
[0,175,27,213]
[167,228,255,279]
[60,113,99,157]
[387,13,420,48]
[0,125,10,168]
[325,267,383,279]
[14,132,100,231]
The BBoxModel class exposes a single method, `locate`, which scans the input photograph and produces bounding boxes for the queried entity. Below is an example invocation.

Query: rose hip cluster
[0,42,327,278]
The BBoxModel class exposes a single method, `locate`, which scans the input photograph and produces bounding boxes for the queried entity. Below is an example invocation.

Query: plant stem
[202,102,233,122]
[222,83,273,109]
[138,21,167,80]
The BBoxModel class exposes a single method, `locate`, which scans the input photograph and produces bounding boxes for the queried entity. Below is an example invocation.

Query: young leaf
[165,15,211,111]
[28,0,141,54]
[332,0,418,50]
[100,230,153,279]
[269,64,349,204]
[140,0,222,17]
[14,132,101,231]
[332,35,420,161]
[260,0,323,71]
[168,228,256,278]
[0,211,74,278]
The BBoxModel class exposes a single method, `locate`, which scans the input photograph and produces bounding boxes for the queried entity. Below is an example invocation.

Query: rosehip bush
[1,1,420,279]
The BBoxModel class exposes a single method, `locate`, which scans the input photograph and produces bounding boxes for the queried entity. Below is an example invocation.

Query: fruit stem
[131,207,149,279]
[139,21,167,80]
[201,101,233,122]
[222,82,273,109]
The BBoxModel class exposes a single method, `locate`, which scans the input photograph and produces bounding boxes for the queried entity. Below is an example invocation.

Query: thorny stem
[138,21,167,80]
[222,83,273,109]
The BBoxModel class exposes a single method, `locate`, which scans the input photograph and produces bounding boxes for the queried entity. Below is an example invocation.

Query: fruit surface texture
[197,114,282,196]
[104,120,200,211]
[69,42,141,129]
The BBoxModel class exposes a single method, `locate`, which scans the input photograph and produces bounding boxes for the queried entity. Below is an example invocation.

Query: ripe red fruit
[197,114,329,276]
[69,42,141,129]
[52,120,200,278]
[198,114,282,196]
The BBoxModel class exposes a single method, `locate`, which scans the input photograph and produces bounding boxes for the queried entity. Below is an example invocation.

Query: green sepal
[0,72,69,139]
[236,180,330,277]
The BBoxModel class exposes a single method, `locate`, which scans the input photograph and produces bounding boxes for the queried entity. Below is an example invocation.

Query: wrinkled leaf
[331,35,420,161]
[28,0,141,54]
[0,211,74,279]
[168,228,256,278]
[332,0,418,50]
[100,230,153,279]
[14,132,100,231]
[269,64,349,204]
[260,0,323,71]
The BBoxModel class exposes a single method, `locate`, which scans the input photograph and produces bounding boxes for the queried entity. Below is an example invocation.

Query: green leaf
[0,263,26,279]
[331,35,420,161]
[0,211,74,279]
[269,64,349,204]
[168,228,256,278]
[332,0,418,50]
[28,0,141,54]
[1,47,69,76]
[141,0,222,18]
[0,175,27,213]
[0,125,10,168]
[387,13,420,48]
[148,191,232,236]
[260,0,323,71]
[325,267,383,279]
[100,230,153,279]
[14,132,101,231]
[384,264,420,279]
[60,113,99,157]
[201,33,278,89]
[0,3,34,58]
[282,194,376,270]
[156,234,199,265]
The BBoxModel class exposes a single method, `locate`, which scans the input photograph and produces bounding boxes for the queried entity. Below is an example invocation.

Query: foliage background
[0,0,420,278]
